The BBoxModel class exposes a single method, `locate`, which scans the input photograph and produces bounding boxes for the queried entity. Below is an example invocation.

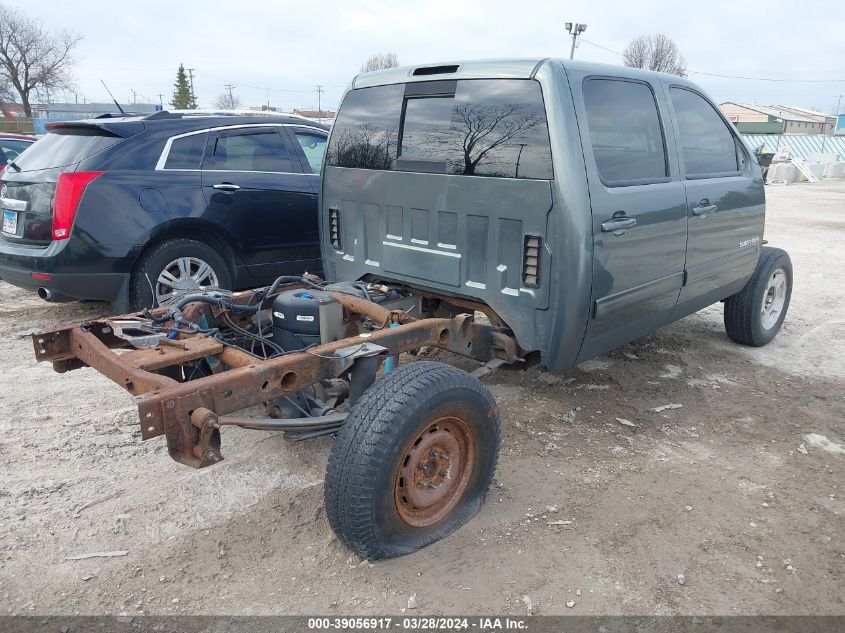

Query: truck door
[573,76,688,361]
[665,86,764,315]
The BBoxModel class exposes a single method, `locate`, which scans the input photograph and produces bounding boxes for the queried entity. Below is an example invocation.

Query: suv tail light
[328,206,342,250]
[52,171,104,240]
[523,234,542,288]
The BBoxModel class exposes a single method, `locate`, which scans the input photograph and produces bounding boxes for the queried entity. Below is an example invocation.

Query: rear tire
[325,361,500,560]
[130,238,232,309]
[724,246,792,346]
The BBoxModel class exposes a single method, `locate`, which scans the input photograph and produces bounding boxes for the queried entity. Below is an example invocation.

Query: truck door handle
[692,199,717,216]
[601,215,637,234]
[212,182,240,192]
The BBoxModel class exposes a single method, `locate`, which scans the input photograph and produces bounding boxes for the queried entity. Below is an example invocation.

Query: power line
[580,38,845,83]
[690,70,845,83]
[580,38,621,55]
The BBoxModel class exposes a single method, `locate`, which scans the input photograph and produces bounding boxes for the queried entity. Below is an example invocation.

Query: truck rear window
[327,79,553,180]
[13,128,122,172]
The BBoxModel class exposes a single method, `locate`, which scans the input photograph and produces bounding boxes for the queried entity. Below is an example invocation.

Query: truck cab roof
[351,57,699,90]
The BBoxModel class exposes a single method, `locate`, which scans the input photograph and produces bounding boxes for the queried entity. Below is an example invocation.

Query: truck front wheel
[324,361,500,559]
[724,246,792,347]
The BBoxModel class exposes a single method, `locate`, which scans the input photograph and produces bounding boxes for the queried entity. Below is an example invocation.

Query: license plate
[2,210,18,235]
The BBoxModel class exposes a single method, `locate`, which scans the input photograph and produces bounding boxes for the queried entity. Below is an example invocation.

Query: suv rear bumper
[0,238,133,304]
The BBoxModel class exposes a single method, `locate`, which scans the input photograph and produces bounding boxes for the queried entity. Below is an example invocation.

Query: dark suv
[0,113,328,310]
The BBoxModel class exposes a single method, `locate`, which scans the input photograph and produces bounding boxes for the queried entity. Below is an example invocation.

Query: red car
[0,132,36,170]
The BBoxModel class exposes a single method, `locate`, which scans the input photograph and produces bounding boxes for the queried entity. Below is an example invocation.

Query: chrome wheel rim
[155,256,219,305]
[760,268,787,330]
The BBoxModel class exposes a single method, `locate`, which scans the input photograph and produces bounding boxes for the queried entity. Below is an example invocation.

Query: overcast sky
[14,0,845,114]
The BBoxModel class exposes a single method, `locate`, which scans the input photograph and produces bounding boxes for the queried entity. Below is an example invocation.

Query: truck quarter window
[670,87,738,177]
[326,84,404,170]
[205,129,294,173]
[327,79,553,179]
[163,132,207,169]
[582,78,668,186]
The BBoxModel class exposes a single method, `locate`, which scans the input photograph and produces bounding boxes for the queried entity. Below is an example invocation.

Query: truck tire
[325,361,500,559]
[130,238,232,309]
[724,246,792,347]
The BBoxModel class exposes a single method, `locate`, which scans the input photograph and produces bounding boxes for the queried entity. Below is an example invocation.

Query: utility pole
[157,94,164,107]
[515,143,527,178]
[565,22,588,59]
[224,83,235,108]
[131,89,137,104]
[187,68,196,103]
[315,85,324,117]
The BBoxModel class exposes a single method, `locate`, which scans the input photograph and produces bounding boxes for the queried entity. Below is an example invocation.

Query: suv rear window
[327,79,553,180]
[13,128,122,172]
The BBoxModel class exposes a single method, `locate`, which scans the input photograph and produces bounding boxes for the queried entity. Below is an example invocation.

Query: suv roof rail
[94,112,149,119]
[144,111,183,120]
[144,109,326,124]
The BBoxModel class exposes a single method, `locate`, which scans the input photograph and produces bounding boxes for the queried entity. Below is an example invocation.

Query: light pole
[565,22,588,59]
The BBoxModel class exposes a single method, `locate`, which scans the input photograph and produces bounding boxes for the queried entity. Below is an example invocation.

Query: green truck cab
[321,58,791,368]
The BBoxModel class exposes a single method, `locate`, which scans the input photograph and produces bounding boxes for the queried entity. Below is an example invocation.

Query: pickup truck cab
[320,58,792,368]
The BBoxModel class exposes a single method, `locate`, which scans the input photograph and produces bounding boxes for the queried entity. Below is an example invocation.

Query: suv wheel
[131,238,232,309]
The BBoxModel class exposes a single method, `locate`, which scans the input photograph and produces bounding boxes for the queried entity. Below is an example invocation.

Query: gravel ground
[0,181,843,617]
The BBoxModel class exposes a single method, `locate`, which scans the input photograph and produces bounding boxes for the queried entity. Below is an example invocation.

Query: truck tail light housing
[52,171,104,240]
[523,234,542,288]
[329,206,342,250]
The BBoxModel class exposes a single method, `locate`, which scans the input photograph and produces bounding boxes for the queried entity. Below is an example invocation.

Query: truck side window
[670,87,739,177]
[582,78,668,187]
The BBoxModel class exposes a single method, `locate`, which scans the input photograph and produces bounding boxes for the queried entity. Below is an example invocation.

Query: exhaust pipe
[37,287,73,303]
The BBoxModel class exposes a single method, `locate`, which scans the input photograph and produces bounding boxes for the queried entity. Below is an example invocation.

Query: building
[0,103,34,134]
[32,102,159,120]
[29,102,159,134]
[293,109,336,122]
[775,106,837,134]
[720,103,824,135]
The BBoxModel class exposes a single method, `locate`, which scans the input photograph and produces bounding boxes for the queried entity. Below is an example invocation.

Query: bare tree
[214,92,241,110]
[360,53,400,74]
[622,33,687,77]
[0,4,81,116]
[326,123,396,170]
[450,104,544,175]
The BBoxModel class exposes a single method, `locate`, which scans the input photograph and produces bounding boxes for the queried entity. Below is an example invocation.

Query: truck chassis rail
[32,287,521,468]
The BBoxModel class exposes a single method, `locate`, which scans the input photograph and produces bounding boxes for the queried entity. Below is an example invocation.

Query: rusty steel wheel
[394,416,476,528]
[325,361,500,560]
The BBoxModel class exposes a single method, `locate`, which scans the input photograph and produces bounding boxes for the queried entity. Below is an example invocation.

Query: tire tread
[324,361,500,559]
[724,246,791,346]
